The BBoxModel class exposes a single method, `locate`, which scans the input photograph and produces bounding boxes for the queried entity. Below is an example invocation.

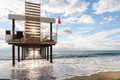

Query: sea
[0,50,120,80]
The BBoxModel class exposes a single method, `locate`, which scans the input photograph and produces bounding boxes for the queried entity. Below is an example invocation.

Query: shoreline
[65,71,120,80]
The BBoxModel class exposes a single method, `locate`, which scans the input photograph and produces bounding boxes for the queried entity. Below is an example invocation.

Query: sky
[0,0,120,53]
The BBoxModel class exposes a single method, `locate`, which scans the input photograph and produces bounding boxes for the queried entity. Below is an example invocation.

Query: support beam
[18,46,20,62]
[12,19,15,66]
[24,47,26,60]
[50,45,53,63]
[45,47,47,59]
[43,48,45,59]
[9,14,56,23]
[12,19,15,40]
[12,45,15,66]
[22,47,24,60]
[50,22,52,40]
[47,47,49,61]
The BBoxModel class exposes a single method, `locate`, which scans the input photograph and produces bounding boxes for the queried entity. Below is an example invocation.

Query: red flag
[57,16,61,24]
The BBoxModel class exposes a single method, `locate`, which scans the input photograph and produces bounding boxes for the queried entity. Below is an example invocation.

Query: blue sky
[0,0,120,53]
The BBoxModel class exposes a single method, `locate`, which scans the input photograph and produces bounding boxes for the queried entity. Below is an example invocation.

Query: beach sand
[65,71,120,80]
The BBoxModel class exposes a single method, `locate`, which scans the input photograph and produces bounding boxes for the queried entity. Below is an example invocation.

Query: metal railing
[5,31,57,43]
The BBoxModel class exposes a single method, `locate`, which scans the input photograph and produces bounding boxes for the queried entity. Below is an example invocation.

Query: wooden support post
[12,19,15,40]
[45,47,47,59]
[24,47,26,60]
[33,47,35,59]
[43,48,45,59]
[12,45,15,66]
[50,22,52,40]
[40,48,42,58]
[18,46,20,62]
[50,45,53,63]
[12,19,15,66]
[47,47,49,61]
[22,47,24,60]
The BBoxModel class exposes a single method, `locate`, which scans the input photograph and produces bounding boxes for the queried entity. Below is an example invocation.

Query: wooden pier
[5,2,57,66]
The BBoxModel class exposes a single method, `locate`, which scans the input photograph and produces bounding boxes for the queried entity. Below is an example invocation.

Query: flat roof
[9,14,56,23]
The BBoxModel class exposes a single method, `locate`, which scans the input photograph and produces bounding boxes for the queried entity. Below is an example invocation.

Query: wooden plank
[25,21,40,24]
[25,24,40,27]
[25,7,40,12]
[25,27,40,29]
[25,32,40,34]
[9,14,56,23]
[25,29,40,32]
[25,1,40,6]
[26,16,40,21]
[25,10,40,14]
[25,13,40,17]
[26,4,40,9]
[25,11,40,14]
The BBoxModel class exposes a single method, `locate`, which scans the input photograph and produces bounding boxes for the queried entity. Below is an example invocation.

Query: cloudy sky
[0,0,120,53]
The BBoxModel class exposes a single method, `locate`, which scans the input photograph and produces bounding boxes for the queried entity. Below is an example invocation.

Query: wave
[53,51,120,58]
[0,51,120,60]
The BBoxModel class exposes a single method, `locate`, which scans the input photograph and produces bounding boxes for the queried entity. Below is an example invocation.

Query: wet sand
[65,71,120,80]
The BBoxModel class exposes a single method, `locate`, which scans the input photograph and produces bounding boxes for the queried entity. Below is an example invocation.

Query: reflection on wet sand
[11,60,56,80]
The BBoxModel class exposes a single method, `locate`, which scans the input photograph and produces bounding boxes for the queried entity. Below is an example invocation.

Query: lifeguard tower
[5,2,57,66]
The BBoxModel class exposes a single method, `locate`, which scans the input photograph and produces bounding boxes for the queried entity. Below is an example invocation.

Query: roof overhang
[8,14,56,23]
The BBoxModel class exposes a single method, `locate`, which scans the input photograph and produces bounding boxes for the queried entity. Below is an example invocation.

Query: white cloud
[77,15,95,24]
[78,27,94,34]
[88,28,120,41]
[93,0,120,14]
[55,28,120,50]
[63,0,89,17]
[62,17,78,24]
[99,16,113,24]
[41,0,89,17]
[103,16,113,23]
[0,0,24,18]
[58,27,72,35]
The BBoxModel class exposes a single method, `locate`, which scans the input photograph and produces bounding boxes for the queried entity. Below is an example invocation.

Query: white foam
[0,56,120,80]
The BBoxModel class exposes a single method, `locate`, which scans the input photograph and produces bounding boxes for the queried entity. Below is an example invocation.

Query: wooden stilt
[50,22,53,63]
[24,47,26,60]
[22,47,24,60]
[45,47,47,59]
[43,48,45,59]
[18,46,20,62]
[12,45,15,66]
[12,19,15,66]
[50,45,53,63]
[40,48,42,58]
[47,47,49,61]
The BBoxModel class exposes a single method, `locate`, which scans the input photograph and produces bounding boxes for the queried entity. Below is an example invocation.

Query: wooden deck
[7,40,56,47]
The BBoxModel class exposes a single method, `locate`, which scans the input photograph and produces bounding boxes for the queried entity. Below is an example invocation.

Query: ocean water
[0,50,120,80]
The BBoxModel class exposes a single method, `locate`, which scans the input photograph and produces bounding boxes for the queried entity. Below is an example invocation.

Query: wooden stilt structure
[18,46,20,62]
[47,47,49,61]
[6,2,57,66]
[12,45,15,66]
[22,47,24,60]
